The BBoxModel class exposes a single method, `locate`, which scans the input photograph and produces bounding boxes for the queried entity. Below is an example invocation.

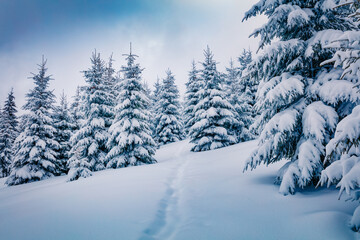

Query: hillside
[0,140,357,240]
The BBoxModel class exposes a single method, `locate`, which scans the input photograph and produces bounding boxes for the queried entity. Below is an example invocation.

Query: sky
[0,0,265,110]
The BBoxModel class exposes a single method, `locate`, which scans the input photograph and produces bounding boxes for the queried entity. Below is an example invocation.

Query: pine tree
[104,55,118,110]
[237,49,258,137]
[67,51,112,181]
[189,46,238,152]
[243,0,354,194]
[184,60,203,135]
[70,86,83,131]
[238,49,252,76]
[103,55,116,130]
[53,92,76,174]
[143,81,152,100]
[106,46,157,168]
[6,58,60,186]
[151,77,163,141]
[152,77,162,104]
[318,105,360,231]
[318,0,360,232]
[17,114,30,133]
[224,59,253,142]
[0,89,18,177]
[154,69,184,145]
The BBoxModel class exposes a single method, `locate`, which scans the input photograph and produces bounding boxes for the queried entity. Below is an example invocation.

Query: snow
[287,7,313,27]
[306,30,345,57]
[0,140,357,240]
[303,101,338,142]
[258,73,304,108]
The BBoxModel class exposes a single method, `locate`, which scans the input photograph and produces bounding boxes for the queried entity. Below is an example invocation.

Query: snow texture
[0,140,357,240]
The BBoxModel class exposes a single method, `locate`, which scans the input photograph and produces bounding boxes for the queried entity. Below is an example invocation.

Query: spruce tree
[184,60,203,135]
[189,46,238,152]
[224,59,252,142]
[104,55,118,111]
[106,47,157,168]
[243,0,353,194]
[237,49,257,138]
[238,49,252,76]
[143,81,152,100]
[0,89,18,177]
[152,77,162,104]
[318,0,360,232]
[154,69,184,145]
[6,58,60,186]
[53,92,75,174]
[151,77,163,140]
[67,51,112,181]
[70,86,83,131]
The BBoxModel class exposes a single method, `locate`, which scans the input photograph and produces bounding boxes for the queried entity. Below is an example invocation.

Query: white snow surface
[0,140,357,240]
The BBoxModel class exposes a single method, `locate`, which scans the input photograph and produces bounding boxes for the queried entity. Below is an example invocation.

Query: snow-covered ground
[0,140,357,240]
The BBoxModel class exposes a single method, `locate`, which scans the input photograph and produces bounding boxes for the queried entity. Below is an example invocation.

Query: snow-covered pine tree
[224,59,253,142]
[0,89,18,177]
[189,46,238,152]
[237,49,258,138]
[53,92,76,174]
[154,69,184,145]
[151,77,163,140]
[243,0,354,195]
[106,46,157,168]
[184,60,203,135]
[6,58,60,186]
[238,49,252,76]
[102,55,116,131]
[70,86,83,131]
[152,77,162,103]
[67,51,112,181]
[238,86,256,141]
[318,106,360,231]
[318,0,360,232]
[104,55,118,111]
[17,114,29,134]
[143,80,157,139]
[143,81,152,100]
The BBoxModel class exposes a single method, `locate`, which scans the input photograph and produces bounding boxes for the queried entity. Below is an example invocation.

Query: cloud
[0,0,264,112]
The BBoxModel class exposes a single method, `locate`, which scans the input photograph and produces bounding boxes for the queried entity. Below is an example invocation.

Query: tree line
[0,46,256,185]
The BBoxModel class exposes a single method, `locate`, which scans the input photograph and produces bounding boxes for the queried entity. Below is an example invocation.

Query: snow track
[139,143,189,240]
[0,140,357,240]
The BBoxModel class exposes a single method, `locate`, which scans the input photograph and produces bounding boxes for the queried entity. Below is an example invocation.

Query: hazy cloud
[0,0,265,111]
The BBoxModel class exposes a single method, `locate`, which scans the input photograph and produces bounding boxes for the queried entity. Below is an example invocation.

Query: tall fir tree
[70,86,83,131]
[154,70,184,145]
[318,0,360,232]
[0,89,18,177]
[152,77,162,103]
[53,92,76,174]
[238,49,252,76]
[151,77,163,140]
[242,0,354,194]
[67,51,112,181]
[143,81,152,100]
[189,46,238,152]
[6,58,60,186]
[237,49,258,137]
[224,59,253,142]
[184,60,203,135]
[104,55,118,111]
[106,46,157,168]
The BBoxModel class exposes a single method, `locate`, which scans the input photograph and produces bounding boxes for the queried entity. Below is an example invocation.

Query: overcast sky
[0,0,265,110]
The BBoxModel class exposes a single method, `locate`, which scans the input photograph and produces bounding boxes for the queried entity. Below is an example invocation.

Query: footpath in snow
[0,140,357,240]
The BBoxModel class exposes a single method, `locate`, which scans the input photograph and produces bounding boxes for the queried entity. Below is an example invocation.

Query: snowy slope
[0,140,357,240]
